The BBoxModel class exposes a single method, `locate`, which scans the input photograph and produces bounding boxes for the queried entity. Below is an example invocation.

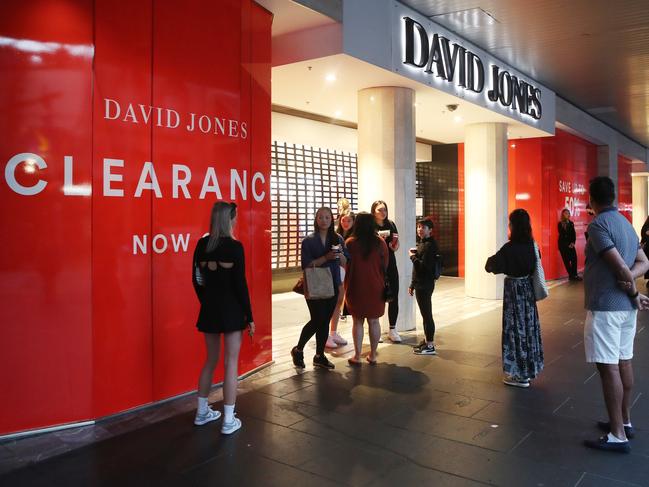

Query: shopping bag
[304,266,335,299]
[532,242,549,301]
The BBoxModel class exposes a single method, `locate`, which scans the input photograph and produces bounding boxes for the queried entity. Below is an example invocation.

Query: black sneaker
[291,347,305,368]
[597,421,635,439]
[584,435,630,453]
[413,341,436,355]
[313,354,335,370]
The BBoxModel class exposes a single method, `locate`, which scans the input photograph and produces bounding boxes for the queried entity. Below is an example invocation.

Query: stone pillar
[464,123,508,300]
[598,143,618,203]
[632,173,649,237]
[357,87,416,331]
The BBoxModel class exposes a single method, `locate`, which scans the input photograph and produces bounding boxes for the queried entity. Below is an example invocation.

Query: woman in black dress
[192,202,254,434]
[372,200,401,342]
[485,209,544,388]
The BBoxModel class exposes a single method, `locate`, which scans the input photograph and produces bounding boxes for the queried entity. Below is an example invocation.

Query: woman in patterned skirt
[485,209,544,388]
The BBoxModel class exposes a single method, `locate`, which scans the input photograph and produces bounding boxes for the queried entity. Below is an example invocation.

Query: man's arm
[630,246,649,279]
[601,247,649,309]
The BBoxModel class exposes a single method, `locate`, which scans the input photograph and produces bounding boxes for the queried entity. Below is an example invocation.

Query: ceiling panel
[272,54,550,144]
[400,0,649,147]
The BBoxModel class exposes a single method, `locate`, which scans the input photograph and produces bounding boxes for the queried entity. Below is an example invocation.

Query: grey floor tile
[235,390,322,427]
[386,407,532,452]
[185,449,341,487]
[576,472,643,487]
[371,463,488,487]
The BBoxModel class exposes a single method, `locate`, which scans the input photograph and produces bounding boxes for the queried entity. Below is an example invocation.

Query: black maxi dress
[192,236,253,333]
[485,241,544,380]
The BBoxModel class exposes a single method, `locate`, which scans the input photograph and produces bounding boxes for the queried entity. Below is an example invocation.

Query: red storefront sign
[0,0,271,435]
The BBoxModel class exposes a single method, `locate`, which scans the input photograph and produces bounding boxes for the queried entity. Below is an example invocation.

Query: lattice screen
[271,142,358,270]
[416,151,460,276]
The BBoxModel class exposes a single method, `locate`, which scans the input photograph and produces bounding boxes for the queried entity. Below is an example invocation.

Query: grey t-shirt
[584,207,639,311]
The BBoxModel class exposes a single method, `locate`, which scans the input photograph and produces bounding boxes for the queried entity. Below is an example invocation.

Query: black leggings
[559,245,578,277]
[297,294,338,356]
[387,267,399,328]
[415,286,435,342]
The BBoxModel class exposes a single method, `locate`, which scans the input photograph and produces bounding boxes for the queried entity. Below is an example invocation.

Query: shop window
[271,141,358,270]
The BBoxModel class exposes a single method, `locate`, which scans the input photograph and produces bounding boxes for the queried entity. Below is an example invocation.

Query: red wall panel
[458,129,599,282]
[510,129,597,280]
[247,2,273,368]
[92,0,154,418]
[0,0,94,433]
[618,155,633,223]
[0,0,272,435]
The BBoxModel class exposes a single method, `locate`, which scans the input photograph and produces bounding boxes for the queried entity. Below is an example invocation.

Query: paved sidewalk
[1,278,648,486]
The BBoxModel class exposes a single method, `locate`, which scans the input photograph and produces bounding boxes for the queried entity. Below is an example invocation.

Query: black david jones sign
[403,17,542,120]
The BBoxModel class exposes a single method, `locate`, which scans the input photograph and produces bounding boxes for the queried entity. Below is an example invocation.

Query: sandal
[347,358,362,367]
[366,356,377,366]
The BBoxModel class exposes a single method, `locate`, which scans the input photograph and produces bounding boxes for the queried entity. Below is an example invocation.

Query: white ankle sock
[224,403,235,423]
[197,396,209,414]
[607,432,626,443]
[624,422,632,427]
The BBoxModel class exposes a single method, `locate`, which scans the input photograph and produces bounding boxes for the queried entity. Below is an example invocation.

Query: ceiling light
[453,115,462,123]
[370,96,375,102]
[334,110,342,118]
[325,73,336,82]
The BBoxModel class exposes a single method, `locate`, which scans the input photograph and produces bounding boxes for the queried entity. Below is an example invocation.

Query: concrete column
[598,143,618,203]
[632,173,649,237]
[464,123,508,300]
[357,87,416,331]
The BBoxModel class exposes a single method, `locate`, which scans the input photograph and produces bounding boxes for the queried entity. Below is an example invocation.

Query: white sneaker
[325,335,338,349]
[221,415,242,435]
[331,332,348,346]
[503,376,530,388]
[194,407,221,426]
[388,329,402,343]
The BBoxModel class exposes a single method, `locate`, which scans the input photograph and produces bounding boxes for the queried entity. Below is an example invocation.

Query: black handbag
[380,247,395,302]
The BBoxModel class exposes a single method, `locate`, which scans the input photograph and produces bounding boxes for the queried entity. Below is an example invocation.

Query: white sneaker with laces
[388,329,402,343]
[331,332,348,346]
[194,407,222,426]
[221,415,242,435]
[325,335,338,349]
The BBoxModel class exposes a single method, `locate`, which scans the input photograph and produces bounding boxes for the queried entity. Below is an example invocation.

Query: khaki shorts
[584,310,637,364]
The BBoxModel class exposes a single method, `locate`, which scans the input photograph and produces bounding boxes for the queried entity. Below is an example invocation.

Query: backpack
[433,254,444,280]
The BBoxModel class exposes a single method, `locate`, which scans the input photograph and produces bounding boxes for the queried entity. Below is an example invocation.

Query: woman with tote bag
[485,209,545,388]
[291,207,348,370]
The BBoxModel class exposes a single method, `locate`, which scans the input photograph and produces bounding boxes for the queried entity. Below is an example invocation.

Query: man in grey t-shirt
[583,177,649,453]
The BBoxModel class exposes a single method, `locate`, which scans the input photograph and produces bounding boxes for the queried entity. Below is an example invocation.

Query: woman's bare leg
[198,333,221,397]
[351,316,364,361]
[222,331,243,406]
[368,318,381,361]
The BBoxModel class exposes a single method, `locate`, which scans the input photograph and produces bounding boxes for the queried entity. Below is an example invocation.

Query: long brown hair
[206,202,237,252]
[351,212,381,258]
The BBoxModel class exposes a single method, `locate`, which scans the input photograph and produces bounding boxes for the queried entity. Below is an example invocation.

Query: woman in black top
[558,208,581,280]
[485,209,544,388]
[408,219,439,355]
[192,202,254,435]
[372,200,401,342]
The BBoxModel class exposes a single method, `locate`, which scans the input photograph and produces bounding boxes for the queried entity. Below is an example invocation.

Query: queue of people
[190,177,648,455]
